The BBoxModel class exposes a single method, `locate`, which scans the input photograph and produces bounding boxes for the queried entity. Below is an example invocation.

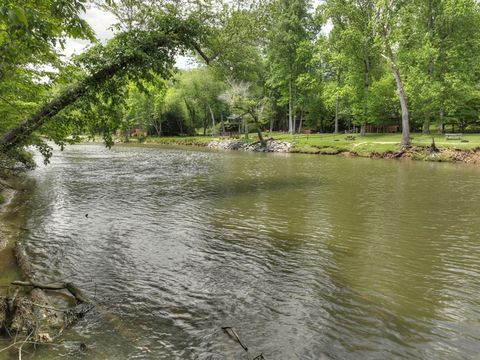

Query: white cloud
[175,55,201,70]
[61,6,194,69]
[60,6,116,59]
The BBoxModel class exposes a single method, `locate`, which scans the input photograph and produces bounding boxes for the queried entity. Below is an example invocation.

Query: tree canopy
[1,0,480,166]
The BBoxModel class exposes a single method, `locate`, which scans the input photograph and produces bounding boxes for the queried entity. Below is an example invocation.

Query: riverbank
[0,180,23,291]
[128,133,480,164]
[0,178,92,356]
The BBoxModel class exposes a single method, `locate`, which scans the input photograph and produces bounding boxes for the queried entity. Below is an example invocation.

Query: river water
[9,144,480,359]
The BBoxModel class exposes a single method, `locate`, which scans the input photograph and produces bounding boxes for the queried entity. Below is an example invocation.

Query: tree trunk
[423,0,434,135]
[384,40,410,148]
[253,116,265,146]
[288,77,293,134]
[269,117,274,133]
[362,58,370,137]
[0,30,211,152]
[126,123,131,142]
[0,55,135,151]
[438,108,444,133]
[360,123,366,136]
[298,109,303,134]
[145,94,152,135]
[334,97,340,134]
[157,114,162,136]
[334,71,341,134]
[184,99,197,135]
[422,119,430,134]
[392,65,410,147]
[220,113,225,134]
[207,103,216,136]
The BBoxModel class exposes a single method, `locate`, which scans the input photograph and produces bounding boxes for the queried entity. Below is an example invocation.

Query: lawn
[269,132,480,154]
[135,132,480,157]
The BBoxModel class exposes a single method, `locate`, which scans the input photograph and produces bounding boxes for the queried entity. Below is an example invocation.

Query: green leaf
[14,7,28,27]
[9,7,28,28]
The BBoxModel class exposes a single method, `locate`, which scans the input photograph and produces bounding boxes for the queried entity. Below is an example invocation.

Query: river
[9,143,480,359]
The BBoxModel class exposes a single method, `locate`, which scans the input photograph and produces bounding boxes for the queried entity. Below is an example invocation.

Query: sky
[63,2,331,68]
[62,5,194,68]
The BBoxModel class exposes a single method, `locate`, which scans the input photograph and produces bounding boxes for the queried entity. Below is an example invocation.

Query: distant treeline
[1,0,480,165]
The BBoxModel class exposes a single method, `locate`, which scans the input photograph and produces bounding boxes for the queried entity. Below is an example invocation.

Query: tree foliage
[1,0,480,165]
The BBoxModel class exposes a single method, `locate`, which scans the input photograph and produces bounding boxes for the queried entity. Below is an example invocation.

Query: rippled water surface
[13,144,480,359]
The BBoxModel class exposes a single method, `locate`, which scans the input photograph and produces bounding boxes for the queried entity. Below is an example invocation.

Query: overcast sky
[62,6,194,68]
[63,3,330,68]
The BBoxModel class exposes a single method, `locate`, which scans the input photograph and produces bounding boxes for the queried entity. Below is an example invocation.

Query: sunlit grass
[126,132,480,157]
[269,132,480,152]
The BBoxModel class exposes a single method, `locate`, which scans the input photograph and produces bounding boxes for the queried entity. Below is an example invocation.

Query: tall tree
[375,0,411,147]
[266,0,312,134]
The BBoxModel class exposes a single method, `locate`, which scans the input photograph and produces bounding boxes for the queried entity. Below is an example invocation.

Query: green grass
[122,132,480,159]
[271,132,480,153]
[141,136,216,147]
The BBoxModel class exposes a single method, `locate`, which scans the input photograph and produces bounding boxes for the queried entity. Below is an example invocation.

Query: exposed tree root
[0,240,94,357]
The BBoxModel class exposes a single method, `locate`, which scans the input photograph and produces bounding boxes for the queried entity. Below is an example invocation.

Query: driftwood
[11,281,89,304]
[222,326,266,360]
[0,239,94,358]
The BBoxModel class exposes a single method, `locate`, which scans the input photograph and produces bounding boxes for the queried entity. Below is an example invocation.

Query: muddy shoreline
[0,180,92,358]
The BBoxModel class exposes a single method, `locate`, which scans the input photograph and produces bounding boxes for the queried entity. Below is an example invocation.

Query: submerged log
[11,281,90,304]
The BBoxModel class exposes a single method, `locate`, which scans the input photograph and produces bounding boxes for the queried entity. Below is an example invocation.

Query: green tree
[0,10,209,159]
[266,0,312,134]
[219,81,270,145]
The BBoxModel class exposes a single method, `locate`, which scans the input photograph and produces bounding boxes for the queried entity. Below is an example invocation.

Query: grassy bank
[272,132,480,155]
[123,132,480,163]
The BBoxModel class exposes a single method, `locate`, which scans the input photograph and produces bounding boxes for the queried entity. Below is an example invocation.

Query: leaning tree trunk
[384,41,410,148]
[0,32,210,152]
[254,119,265,146]
[253,108,266,147]
[208,103,216,136]
[392,65,410,148]
[0,57,132,151]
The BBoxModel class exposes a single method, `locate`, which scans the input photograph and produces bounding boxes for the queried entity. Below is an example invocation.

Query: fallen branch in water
[0,179,15,189]
[11,281,89,304]
[222,326,248,351]
[0,240,95,355]
[222,326,266,360]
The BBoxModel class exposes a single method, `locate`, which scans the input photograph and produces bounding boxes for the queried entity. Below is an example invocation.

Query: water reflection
[10,144,480,359]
